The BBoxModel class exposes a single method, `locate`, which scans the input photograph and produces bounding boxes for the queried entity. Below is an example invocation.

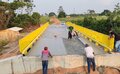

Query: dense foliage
[8,14,31,27]
[8,12,47,28]
[31,12,41,25]
[100,10,111,16]
[0,1,30,29]
[58,11,66,18]
[0,1,45,29]
[49,12,56,17]
[58,6,66,18]
[71,15,120,35]
[70,3,120,35]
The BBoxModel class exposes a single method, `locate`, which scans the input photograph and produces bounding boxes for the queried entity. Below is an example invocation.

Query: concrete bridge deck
[28,24,105,56]
[0,24,120,74]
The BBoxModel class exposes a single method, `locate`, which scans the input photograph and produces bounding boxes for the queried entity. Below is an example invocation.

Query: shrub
[40,16,49,24]
[9,14,32,27]
[31,12,41,25]
[113,27,120,35]
[71,16,112,35]
[0,40,9,48]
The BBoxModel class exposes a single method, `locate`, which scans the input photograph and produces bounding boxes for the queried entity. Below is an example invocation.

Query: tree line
[70,3,120,35]
[48,5,120,35]
[0,1,47,30]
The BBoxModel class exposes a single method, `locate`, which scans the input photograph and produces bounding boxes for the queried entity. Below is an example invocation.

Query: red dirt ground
[25,66,120,74]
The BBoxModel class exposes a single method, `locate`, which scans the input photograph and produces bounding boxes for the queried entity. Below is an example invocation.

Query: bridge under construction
[0,22,119,74]
[27,24,105,56]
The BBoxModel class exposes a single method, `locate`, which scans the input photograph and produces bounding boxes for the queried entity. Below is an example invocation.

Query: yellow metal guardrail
[19,22,49,55]
[66,22,114,52]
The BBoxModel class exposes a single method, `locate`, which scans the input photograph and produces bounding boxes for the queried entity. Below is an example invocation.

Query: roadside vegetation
[0,1,49,57]
[0,40,8,53]
[0,1,48,30]
[1,1,119,35]
[58,4,120,35]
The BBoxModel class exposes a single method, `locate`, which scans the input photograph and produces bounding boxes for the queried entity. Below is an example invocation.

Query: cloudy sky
[33,0,120,15]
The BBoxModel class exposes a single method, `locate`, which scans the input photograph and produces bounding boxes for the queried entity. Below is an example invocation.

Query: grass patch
[0,40,9,52]
[40,16,49,24]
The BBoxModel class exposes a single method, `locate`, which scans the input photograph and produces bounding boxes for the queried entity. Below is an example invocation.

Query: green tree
[100,10,111,16]
[57,6,66,18]
[58,6,64,13]
[49,12,56,17]
[9,14,31,27]
[114,3,120,14]
[31,12,41,25]
[58,11,66,18]
[88,10,95,14]
[71,3,120,35]
[10,1,26,10]
[0,1,27,29]
[32,12,41,19]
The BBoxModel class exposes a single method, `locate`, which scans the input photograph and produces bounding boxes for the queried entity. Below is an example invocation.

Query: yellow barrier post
[66,22,115,52]
[109,37,115,52]
[19,22,49,55]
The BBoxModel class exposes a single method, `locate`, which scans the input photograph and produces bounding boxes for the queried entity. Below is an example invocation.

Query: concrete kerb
[21,57,41,73]
[22,25,49,56]
[78,32,112,52]
[0,58,12,74]
[0,54,120,74]
[0,55,22,74]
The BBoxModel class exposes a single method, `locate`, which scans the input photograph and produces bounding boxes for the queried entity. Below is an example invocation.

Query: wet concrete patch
[63,38,85,55]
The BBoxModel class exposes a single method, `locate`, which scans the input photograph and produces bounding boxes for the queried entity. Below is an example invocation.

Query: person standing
[68,26,73,39]
[84,44,96,74]
[68,31,72,39]
[41,47,52,74]
[115,34,120,52]
[72,30,78,37]
[68,26,73,32]
[109,29,120,52]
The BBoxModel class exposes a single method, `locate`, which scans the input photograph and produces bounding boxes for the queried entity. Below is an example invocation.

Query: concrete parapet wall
[0,54,120,74]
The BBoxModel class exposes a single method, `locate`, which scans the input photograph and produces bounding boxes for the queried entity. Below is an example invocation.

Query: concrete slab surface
[28,24,105,56]
[28,24,68,56]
